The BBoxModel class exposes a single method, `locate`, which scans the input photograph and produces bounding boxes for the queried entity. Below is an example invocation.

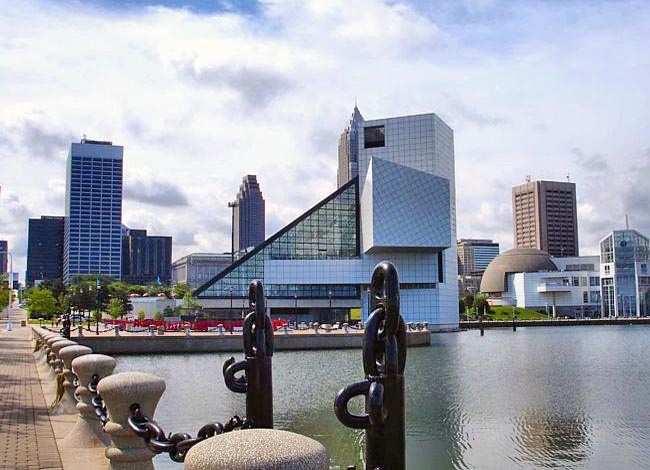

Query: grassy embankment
[462,306,551,321]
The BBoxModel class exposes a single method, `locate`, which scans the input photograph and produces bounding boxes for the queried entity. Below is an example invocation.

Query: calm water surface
[115,326,650,469]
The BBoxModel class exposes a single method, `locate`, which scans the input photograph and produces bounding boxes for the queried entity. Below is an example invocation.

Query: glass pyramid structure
[195,177,360,300]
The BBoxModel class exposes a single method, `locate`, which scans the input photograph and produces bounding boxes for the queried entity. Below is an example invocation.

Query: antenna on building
[566,173,571,182]
[525,175,531,183]
[626,214,630,230]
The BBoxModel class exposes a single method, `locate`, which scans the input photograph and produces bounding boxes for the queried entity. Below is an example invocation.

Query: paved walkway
[0,307,63,470]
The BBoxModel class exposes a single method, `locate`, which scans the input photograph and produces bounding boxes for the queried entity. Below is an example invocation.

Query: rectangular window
[583,291,589,303]
[604,265,610,275]
[364,125,385,148]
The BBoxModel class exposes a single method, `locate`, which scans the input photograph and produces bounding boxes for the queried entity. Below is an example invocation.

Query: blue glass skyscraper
[63,139,123,283]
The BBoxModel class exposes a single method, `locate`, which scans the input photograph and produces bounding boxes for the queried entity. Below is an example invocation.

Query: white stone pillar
[61,354,116,448]
[98,372,166,470]
[56,345,93,415]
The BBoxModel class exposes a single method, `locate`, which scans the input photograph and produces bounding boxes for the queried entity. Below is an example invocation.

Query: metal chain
[128,403,252,462]
[334,261,407,470]
[88,374,109,426]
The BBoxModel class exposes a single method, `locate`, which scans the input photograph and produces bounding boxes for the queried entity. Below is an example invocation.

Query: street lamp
[228,201,238,265]
[1,250,13,331]
[328,290,333,324]
[95,279,101,335]
[294,293,298,326]
[229,286,233,318]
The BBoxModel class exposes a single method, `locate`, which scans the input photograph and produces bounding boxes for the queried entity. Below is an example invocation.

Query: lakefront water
[116,325,650,469]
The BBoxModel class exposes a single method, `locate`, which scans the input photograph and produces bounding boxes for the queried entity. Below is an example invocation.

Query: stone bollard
[48,339,78,407]
[78,325,84,337]
[36,332,58,365]
[61,354,116,448]
[185,328,191,336]
[149,326,155,337]
[45,336,68,380]
[98,372,166,470]
[114,326,120,337]
[342,323,349,334]
[218,324,224,336]
[184,429,329,470]
[56,345,93,415]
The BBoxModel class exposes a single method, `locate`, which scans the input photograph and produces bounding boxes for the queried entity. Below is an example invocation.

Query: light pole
[1,250,13,331]
[294,293,298,326]
[229,286,233,317]
[328,290,333,324]
[95,279,101,335]
[228,201,238,265]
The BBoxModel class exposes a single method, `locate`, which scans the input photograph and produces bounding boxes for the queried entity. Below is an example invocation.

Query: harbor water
[116,325,650,469]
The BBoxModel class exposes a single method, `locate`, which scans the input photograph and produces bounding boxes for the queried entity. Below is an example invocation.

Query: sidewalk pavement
[0,308,63,470]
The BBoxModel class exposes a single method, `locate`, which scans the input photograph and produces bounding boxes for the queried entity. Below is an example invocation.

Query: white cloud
[1,0,650,280]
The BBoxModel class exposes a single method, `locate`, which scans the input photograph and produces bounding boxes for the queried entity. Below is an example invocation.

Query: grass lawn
[463,306,551,321]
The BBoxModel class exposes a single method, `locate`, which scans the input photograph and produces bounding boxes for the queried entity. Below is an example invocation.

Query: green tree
[473,295,491,316]
[172,283,192,299]
[137,310,146,320]
[26,287,58,319]
[462,291,475,313]
[153,311,163,321]
[107,297,125,320]
[182,291,200,310]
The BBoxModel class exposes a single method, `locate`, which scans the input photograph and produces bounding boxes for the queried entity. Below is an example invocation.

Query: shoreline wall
[75,330,431,355]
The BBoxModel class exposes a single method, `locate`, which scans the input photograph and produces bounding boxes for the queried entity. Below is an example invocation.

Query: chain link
[127,403,252,462]
[88,374,109,426]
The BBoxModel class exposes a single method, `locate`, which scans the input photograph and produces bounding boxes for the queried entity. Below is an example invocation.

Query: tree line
[24,275,196,321]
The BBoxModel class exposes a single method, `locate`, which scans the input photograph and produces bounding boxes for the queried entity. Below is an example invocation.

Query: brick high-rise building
[512,180,578,257]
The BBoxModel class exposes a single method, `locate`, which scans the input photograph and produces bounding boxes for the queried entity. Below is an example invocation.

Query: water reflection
[511,409,592,467]
[115,326,650,470]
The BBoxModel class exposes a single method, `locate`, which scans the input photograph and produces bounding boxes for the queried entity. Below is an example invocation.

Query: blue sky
[1,0,650,280]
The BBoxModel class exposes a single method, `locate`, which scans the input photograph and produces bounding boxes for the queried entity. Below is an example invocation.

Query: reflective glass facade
[600,230,650,317]
[64,140,123,283]
[196,178,360,299]
[26,216,65,286]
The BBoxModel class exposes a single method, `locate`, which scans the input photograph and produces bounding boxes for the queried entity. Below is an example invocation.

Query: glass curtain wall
[196,178,360,299]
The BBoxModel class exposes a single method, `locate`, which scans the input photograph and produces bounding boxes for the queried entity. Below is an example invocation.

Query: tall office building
[0,240,7,275]
[233,175,265,255]
[600,229,650,317]
[457,239,500,276]
[337,105,363,188]
[26,216,65,286]
[197,107,458,331]
[0,187,5,276]
[63,139,123,283]
[121,228,172,285]
[512,180,578,257]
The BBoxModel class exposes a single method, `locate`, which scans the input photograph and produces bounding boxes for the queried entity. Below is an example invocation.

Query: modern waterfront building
[26,216,65,287]
[171,253,232,289]
[196,108,458,331]
[599,229,650,317]
[480,249,601,317]
[512,180,579,257]
[232,175,265,257]
[121,228,172,285]
[63,139,123,283]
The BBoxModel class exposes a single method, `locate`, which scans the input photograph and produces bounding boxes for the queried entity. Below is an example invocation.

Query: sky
[1,0,650,281]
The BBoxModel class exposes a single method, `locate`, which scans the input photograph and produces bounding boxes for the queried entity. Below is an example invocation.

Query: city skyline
[2,0,650,281]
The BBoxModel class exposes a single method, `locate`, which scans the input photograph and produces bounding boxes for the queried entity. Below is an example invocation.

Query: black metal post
[294,293,298,326]
[228,201,237,265]
[334,261,406,470]
[223,280,274,429]
[328,290,332,323]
